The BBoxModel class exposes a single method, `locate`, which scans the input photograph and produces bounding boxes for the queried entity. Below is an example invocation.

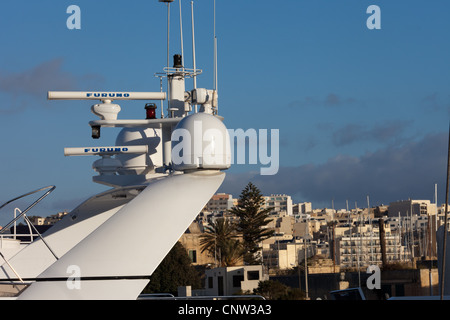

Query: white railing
[0,186,58,283]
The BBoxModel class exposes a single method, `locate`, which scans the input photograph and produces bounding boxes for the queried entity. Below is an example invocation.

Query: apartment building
[204,193,235,214]
[266,214,295,235]
[337,233,409,268]
[388,199,437,217]
[262,240,316,270]
[293,219,322,239]
[264,194,293,216]
[293,202,312,215]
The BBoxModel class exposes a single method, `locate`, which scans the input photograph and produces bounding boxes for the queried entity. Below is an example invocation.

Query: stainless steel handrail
[0,186,56,232]
[0,186,55,211]
[0,186,59,282]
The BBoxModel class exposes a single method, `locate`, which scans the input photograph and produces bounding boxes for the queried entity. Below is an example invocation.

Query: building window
[233,275,244,288]
[188,250,197,263]
[247,271,260,281]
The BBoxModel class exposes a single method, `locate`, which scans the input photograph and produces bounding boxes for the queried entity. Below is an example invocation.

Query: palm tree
[221,238,244,267]
[199,218,243,267]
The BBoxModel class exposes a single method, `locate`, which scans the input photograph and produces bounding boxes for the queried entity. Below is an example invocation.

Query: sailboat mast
[440,123,450,300]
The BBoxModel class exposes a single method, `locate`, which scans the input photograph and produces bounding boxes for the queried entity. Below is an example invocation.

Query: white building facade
[264,194,293,216]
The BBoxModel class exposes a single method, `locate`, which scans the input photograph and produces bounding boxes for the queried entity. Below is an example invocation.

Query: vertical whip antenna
[156,0,172,118]
[213,0,218,114]
[213,0,216,91]
[159,0,174,114]
[164,1,171,70]
[191,1,198,113]
[167,1,171,113]
[179,0,185,67]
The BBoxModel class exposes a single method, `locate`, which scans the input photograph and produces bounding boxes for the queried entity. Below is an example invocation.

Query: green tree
[142,241,201,295]
[199,217,243,267]
[229,182,274,265]
[253,280,305,300]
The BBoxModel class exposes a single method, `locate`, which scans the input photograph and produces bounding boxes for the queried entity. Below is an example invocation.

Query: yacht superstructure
[0,0,230,299]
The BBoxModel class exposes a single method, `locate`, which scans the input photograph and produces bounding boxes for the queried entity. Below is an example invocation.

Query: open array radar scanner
[0,0,231,299]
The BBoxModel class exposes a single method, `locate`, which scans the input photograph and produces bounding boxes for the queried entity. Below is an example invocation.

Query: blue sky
[0,0,449,224]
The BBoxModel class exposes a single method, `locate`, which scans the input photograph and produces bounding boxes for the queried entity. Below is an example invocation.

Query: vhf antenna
[213,0,218,115]
[160,0,174,115]
[159,0,173,70]
[179,0,184,68]
[191,1,197,113]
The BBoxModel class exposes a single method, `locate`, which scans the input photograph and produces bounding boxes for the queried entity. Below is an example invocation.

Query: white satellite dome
[171,112,231,171]
[115,127,162,175]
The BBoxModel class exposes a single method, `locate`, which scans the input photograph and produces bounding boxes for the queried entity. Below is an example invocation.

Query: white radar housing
[115,128,163,175]
[171,112,231,172]
[91,103,121,121]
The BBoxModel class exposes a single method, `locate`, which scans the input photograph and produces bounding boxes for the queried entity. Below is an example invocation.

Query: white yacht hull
[15,170,225,299]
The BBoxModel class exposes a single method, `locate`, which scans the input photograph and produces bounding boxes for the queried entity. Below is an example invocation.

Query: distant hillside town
[182,193,442,269]
[10,192,445,299]
[178,192,444,298]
